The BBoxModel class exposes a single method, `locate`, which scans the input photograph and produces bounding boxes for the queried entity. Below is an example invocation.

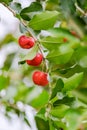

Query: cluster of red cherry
[18,35,49,87]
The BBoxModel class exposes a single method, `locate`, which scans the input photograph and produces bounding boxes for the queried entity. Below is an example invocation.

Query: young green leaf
[47,28,80,49]
[30,90,49,109]
[50,79,64,100]
[0,0,12,4]
[53,120,67,130]
[53,96,75,107]
[63,72,83,92]
[18,60,26,65]
[19,22,27,33]
[50,105,69,118]
[65,109,82,130]
[75,46,87,68]
[20,2,43,20]
[49,120,55,130]
[73,88,87,104]
[29,11,59,30]
[0,75,9,90]
[35,116,49,130]
[40,36,63,50]
[24,117,31,127]
[20,44,38,61]
[47,45,74,64]
[10,2,21,13]
[36,108,47,121]
[14,85,34,102]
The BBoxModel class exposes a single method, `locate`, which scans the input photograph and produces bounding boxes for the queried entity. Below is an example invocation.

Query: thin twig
[0,101,20,111]
[37,42,48,72]
[17,17,37,41]
[2,2,16,16]
[75,2,87,17]
[1,2,48,72]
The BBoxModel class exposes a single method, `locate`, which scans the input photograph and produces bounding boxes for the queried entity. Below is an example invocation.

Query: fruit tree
[0,0,87,130]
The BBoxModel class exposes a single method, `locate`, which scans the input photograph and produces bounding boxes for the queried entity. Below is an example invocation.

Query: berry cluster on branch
[18,35,49,87]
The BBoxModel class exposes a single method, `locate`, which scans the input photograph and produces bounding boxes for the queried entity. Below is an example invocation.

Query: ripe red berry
[26,53,43,66]
[63,38,68,42]
[18,35,35,49]
[70,30,79,38]
[32,71,49,86]
[70,30,77,36]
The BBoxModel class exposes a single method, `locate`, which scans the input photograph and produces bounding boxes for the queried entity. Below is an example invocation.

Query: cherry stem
[2,2,48,72]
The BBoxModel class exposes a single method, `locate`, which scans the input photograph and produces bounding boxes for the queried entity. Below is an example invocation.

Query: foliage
[0,0,87,130]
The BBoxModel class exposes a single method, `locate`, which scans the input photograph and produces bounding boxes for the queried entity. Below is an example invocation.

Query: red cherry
[18,35,35,49]
[32,71,49,86]
[70,31,77,36]
[26,53,43,66]
[70,30,79,38]
[63,38,68,42]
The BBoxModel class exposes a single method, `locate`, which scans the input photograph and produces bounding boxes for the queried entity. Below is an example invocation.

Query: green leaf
[65,109,82,130]
[75,46,87,68]
[49,120,55,130]
[3,53,15,70]
[19,23,27,33]
[50,79,64,100]
[30,90,49,108]
[53,120,67,130]
[36,108,47,121]
[40,28,80,51]
[20,2,43,21]
[53,96,75,107]
[18,60,26,65]
[0,0,12,4]
[40,36,63,50]
[47,28,80,49]
[14,85,34,102]
[46,0,59,11]
[0,34,16,45]
[63,72,83,92]
[73,88,87,104]
[10,2,21,13]
[20,44,38,61]
[24,117,31,127]
[0,75,9,90]
[29,11,59,30]
[47,45,74,64]
[35,116,49,130]
[50,105,69,118]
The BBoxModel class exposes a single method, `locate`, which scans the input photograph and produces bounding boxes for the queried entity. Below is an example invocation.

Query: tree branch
[75,2,87,17]
[1,2,48,72]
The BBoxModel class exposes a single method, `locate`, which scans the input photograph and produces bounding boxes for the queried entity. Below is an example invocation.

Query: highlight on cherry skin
[18,35,35,49]
[32,71,49,86]
[26,53,43,66]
